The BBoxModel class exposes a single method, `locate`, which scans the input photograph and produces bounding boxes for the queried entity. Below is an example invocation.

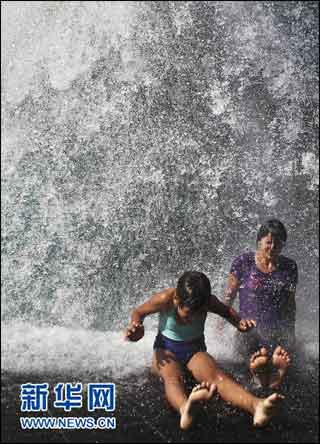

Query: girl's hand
[124,322,145,342]
[238,319,256,332]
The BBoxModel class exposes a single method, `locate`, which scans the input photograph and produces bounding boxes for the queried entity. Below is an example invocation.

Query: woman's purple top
[230,252,298,336]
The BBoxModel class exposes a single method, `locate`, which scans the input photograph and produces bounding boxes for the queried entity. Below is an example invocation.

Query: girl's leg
[152,348,188,411]
[152,349,216,429]
[187,351,284,426]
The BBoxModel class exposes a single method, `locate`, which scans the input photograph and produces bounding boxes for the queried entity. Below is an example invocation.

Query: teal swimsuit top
[158,307,207,341]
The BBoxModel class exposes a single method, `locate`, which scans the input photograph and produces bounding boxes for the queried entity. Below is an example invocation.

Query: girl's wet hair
[176,271,211,312]
[256,219,287,245]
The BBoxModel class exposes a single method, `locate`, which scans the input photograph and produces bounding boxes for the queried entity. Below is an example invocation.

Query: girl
[124,271,284,430]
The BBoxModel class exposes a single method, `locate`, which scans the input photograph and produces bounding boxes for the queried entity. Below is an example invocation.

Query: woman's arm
[217,273,240,330]
[224,273,240,307]
[124,288,173,341]
[282,288,297,346]
[282,261,298,348]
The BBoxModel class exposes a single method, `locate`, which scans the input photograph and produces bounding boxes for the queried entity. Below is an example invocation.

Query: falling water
[1,2,319,441]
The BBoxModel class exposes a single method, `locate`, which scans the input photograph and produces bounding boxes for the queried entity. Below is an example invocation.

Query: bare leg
[269,346,291,389]
[249,347,271,388]
[152,349,188,412]
[187,352,284,427]
[152,349,216,429]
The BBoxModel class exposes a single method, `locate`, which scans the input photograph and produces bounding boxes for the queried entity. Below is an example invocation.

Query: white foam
[2,321,154,379]
[2,319,239,379]
[2,318,318,381]
[2,2,138,102]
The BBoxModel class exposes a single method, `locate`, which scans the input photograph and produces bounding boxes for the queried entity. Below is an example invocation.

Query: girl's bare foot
[249,348,270,387]
[253,393,285,427]
[180,382,216,430]
[269,346,291,389]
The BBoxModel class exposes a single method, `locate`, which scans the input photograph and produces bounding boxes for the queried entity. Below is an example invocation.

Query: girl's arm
[125,288,173,341]
[208,294,256,332]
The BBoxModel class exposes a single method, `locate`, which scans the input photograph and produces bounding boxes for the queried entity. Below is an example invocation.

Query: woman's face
[258,232,284,259]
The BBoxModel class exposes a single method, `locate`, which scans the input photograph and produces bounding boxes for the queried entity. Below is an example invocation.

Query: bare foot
[253,393,285,427]
[180,382,216,430]
[249,348,270,387]
[269,346,291,389]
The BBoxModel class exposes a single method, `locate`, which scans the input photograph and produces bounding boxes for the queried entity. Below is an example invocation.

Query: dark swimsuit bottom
[153,332,207,365]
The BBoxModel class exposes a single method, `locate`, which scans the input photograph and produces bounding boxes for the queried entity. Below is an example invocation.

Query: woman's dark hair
[256,219,287,245]
[176,271,211,312]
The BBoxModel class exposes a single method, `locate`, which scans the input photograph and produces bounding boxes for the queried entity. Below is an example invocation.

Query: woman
[223,219,298,389]
[124,271,284,430]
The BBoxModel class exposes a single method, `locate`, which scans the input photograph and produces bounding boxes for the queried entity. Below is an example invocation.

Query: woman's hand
[124,321,145,342]
[237,319,256,332]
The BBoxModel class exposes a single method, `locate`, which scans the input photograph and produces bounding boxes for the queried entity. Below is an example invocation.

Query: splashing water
[2,2,318,380]
[1,316,239,379]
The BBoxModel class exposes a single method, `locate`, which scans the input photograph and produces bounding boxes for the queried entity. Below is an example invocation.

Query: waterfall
[2,1,318,379]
